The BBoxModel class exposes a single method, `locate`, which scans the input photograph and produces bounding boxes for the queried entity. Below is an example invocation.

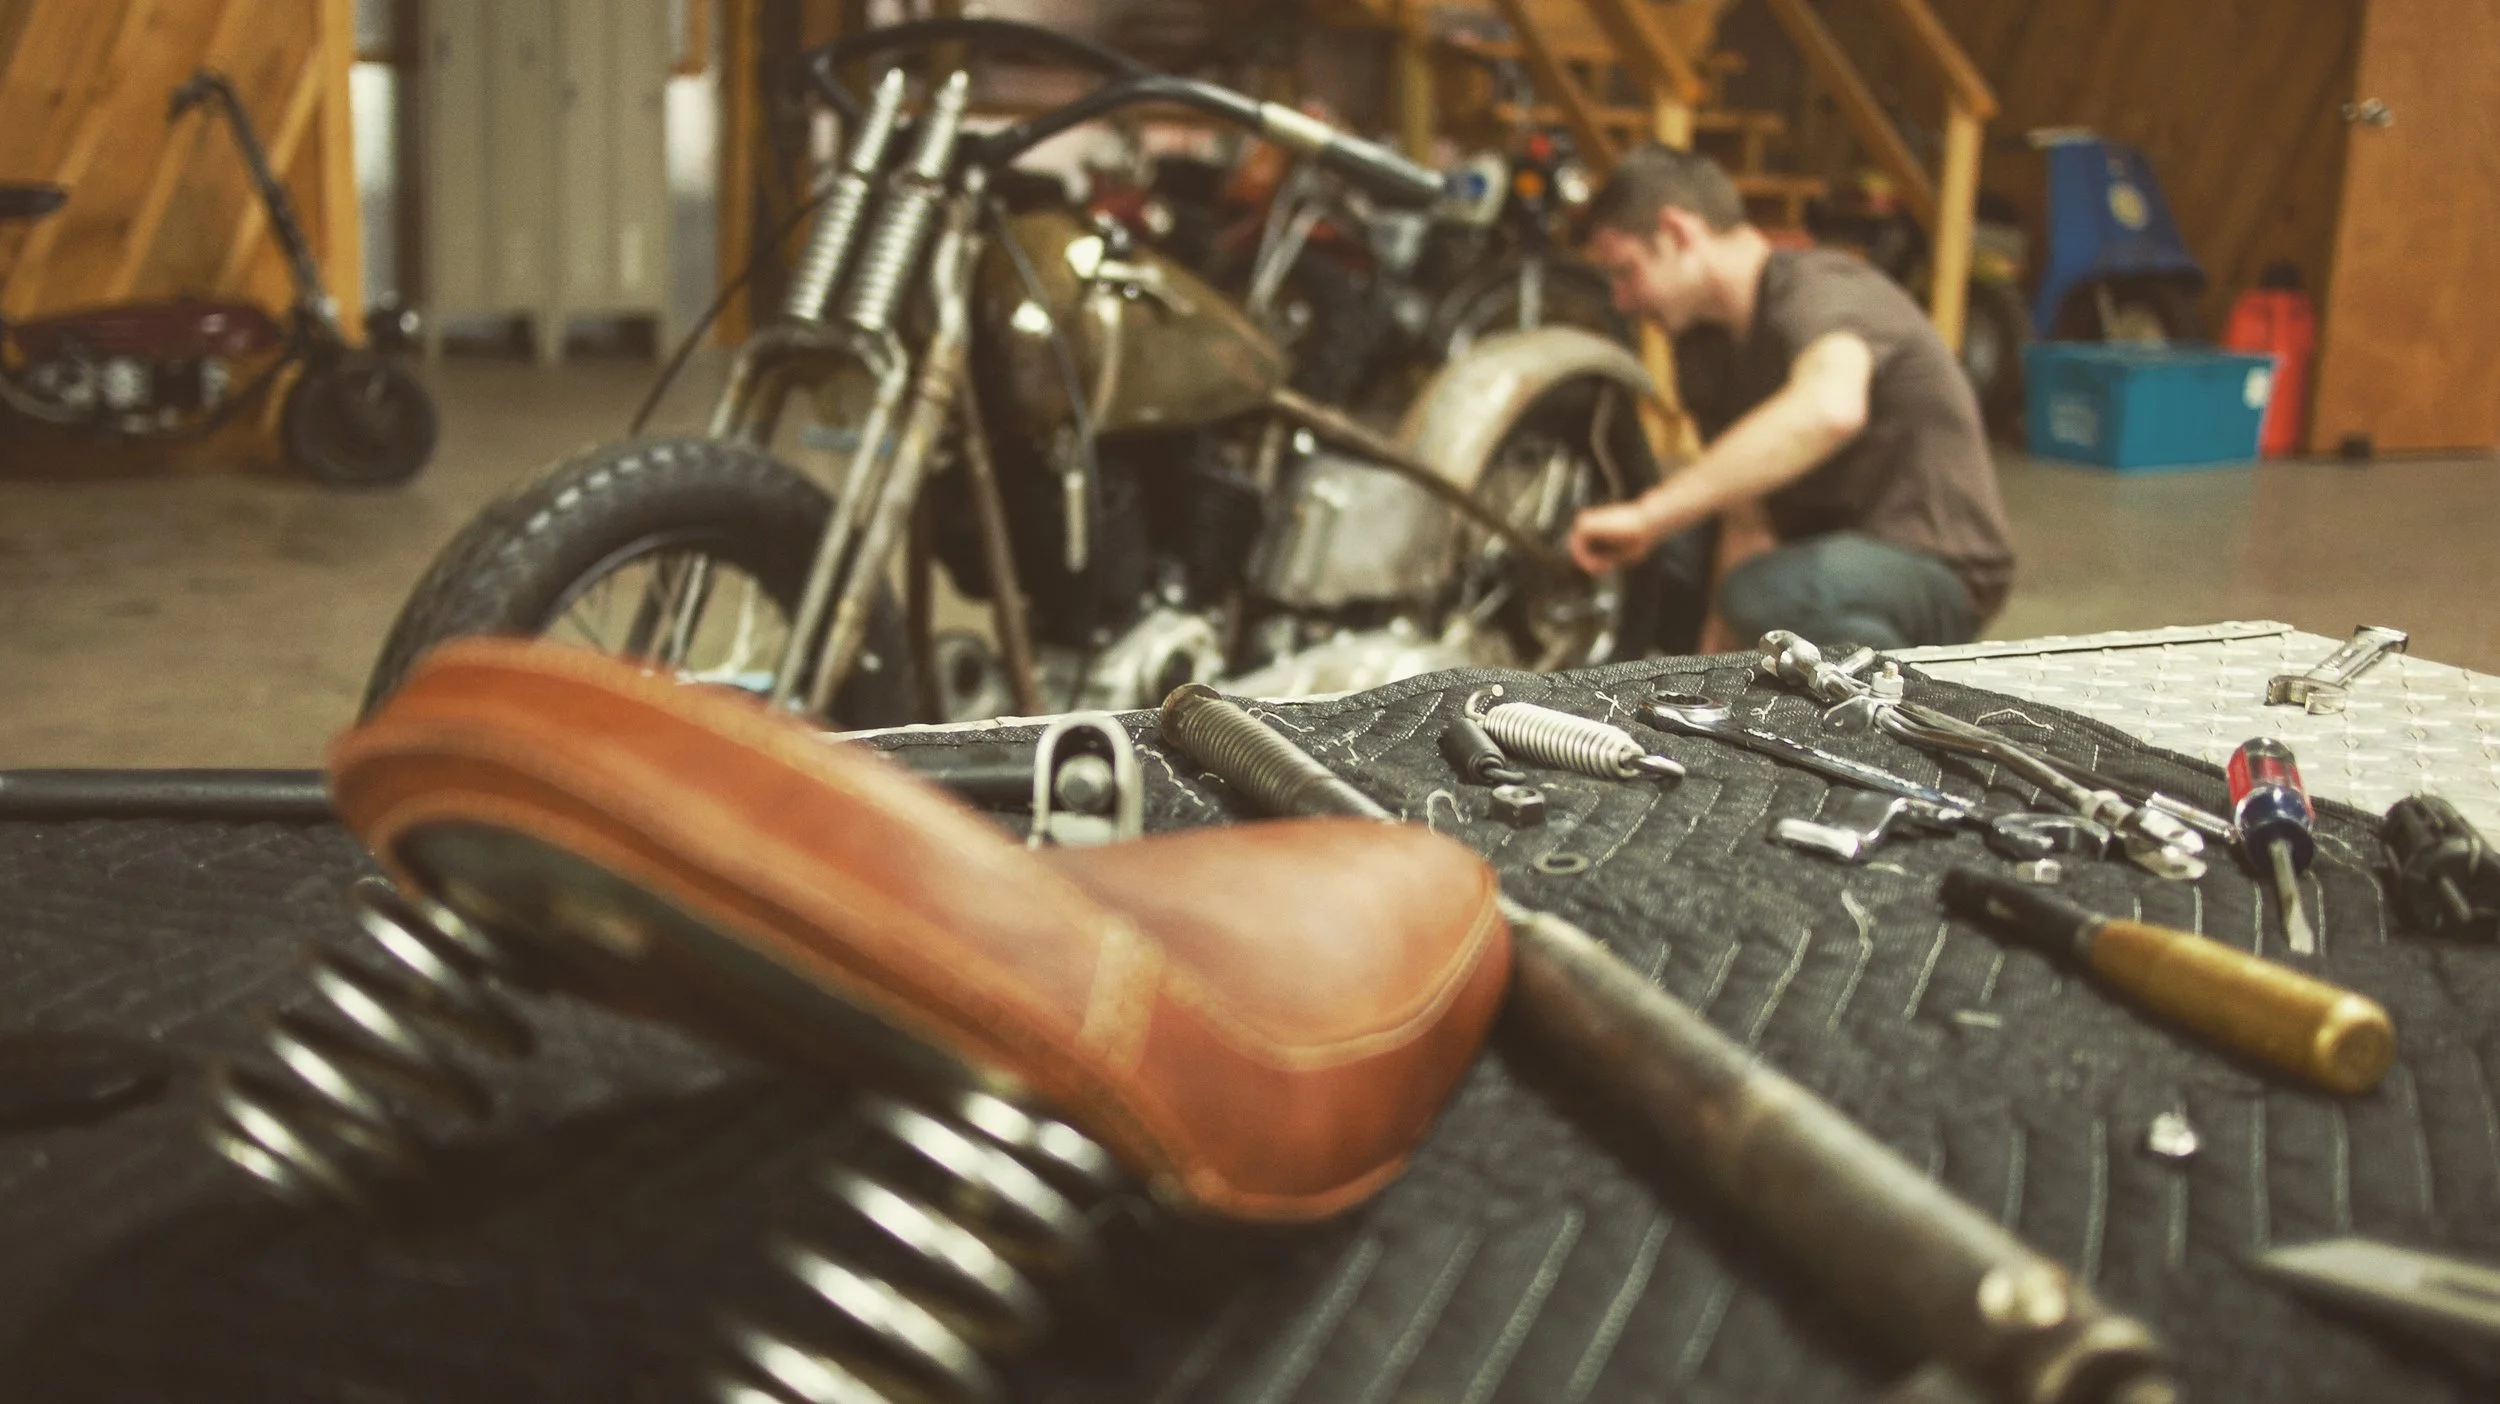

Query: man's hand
[1568,498,1662,574]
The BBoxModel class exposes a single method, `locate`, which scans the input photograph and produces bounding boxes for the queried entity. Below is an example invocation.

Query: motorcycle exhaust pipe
[782,68,910,324]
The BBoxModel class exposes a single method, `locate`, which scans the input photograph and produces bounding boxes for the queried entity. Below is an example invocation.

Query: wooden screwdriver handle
[1942,869,2394,1095]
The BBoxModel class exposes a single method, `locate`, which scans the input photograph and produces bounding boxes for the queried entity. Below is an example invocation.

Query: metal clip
[1029,714,1143,848]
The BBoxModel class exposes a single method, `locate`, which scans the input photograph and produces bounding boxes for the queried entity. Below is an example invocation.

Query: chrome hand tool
[2265,625,2408,714]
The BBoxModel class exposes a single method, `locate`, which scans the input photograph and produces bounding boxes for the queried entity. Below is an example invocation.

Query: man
[1569,144,2015,652]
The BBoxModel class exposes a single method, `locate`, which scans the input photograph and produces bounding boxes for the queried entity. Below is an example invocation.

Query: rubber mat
[1,653,2492,1403]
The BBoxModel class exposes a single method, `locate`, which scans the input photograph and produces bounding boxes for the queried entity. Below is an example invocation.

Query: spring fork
[201,877,536,1209]
[769,73,974,712]
[785,69,910,324]
[803,173,986,715]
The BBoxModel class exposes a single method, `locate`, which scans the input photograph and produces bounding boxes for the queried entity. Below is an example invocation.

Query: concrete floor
[2,356,2494,767]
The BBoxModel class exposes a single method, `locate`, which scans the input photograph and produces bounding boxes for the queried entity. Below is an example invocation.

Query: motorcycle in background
[0,71,436,486]
[363,19,1661,726]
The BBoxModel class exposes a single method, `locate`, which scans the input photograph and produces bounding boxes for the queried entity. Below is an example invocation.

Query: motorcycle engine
[1247,434,1455,610]
[20,351,230,427]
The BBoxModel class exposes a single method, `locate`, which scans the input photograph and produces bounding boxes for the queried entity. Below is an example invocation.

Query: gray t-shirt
[1679,248,2017,617]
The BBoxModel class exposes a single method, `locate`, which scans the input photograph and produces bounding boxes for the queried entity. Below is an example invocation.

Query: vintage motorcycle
[364,20,1662,726]
[0,71,436,486]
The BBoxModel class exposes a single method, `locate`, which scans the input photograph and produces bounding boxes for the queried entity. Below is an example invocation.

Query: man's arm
[1570,331,1873,573]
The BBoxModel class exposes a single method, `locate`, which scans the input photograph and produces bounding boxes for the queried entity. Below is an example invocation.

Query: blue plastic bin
[2023,344,2274,471]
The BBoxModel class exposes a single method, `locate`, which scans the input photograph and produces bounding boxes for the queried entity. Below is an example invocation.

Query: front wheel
[283,351,438,487]
[362,436,915,725]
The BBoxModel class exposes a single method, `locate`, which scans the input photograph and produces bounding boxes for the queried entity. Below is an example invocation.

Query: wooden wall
[0,0,361,326]
[1769,0,2361,326]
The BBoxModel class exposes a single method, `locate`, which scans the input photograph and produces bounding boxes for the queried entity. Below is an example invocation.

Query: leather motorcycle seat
[0,183,67,222]
[330,639,1511,1222]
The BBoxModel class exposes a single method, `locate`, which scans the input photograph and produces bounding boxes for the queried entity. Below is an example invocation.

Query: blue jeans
[1649,525,1978,653]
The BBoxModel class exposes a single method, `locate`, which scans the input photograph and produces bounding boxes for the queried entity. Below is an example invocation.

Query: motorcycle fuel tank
[10,298,284,361]
[974,209,1286,441]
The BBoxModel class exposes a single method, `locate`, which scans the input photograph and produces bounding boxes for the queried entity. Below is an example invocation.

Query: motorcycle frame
[686,20,1600,722]
[0,70,355,437]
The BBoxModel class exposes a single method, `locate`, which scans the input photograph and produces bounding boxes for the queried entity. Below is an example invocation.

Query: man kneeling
[1569,144,2015,652]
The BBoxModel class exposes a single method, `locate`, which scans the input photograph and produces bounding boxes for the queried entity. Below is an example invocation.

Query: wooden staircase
[1324,0,1997,352]
[1437,4,1830,232]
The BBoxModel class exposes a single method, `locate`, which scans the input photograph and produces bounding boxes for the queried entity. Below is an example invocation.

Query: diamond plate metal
[1899,622,2500,839]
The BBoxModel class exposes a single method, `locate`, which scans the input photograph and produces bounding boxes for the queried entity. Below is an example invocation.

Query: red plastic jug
[2222,264,2317,458]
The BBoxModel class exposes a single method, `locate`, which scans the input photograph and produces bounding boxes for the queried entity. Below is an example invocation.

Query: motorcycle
[364,19,1661,726]
[0,71,437,487]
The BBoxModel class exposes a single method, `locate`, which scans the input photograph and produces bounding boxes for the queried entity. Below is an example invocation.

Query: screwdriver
[2229,737,2318,955]
[1942,868,2393,1094]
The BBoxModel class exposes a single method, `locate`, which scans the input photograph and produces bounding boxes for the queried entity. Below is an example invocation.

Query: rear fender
[1395,326,1655,496]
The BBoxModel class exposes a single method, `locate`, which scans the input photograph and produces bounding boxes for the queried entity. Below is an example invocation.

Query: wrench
[1642,691,1972,823]
[2265,625,2408,714]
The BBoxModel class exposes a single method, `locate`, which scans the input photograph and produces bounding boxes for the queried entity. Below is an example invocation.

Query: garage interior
[2,0,2494,764]
[4,3,2500,1404]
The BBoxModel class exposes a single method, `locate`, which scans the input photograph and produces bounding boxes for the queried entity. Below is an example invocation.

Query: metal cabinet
[422,0,669,362]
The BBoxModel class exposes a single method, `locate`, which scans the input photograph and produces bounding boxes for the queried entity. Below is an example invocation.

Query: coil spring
[1466,688,1681,782]
[203,876,535,1208]
[717,1087,1122,1404]
[1157,683,1391,821]
[842,72,972,337]
[784,70,910,323]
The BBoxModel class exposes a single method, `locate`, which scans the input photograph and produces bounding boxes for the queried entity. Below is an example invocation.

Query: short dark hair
[1584,144,1747,237]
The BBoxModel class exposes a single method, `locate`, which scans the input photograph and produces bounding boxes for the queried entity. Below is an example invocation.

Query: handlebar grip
[1257,102,1445,208]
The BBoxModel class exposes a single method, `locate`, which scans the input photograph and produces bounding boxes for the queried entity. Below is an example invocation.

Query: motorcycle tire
[1959,276,2031,435]
[1434,258,1628,360]
[283,351,439,488]
[2054,276,2205,345]
[361,436,916,727]
[1465,379,1663,668]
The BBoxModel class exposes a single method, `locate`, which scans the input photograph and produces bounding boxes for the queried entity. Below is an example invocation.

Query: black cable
[627,191,826,437]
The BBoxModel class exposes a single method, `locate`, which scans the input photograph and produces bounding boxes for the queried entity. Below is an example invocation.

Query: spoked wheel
[541,535,793,695]
[363,436,915,726]
[1441,385,1661,670]
[283,351,439,487]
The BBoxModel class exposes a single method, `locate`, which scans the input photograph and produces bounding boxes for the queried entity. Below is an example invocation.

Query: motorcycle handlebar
[1256,103,1446,209]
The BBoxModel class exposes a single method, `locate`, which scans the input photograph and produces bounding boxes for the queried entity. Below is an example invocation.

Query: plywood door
[2309,0,2500,454]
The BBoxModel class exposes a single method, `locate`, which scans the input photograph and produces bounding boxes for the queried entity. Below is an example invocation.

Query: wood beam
[1867,0,1997,120]
[715,0,763,342]
[1760,0,1935,227]
[1395,0,1435,161]
[100,0,248,300]
[1926,97,1982,352]
[1577,0,1703,108]
[674,0,713,77]
[210,41,325,293]
[312,0,360,326]
[3,0,157,316]
[1487,0,1617,170]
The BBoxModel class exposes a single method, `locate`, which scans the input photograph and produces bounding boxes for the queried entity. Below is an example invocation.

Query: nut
[1489,784,1547,828]
[2014,859,2064,885]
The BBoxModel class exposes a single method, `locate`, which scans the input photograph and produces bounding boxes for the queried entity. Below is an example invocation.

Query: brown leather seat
[330,640,1511,1222]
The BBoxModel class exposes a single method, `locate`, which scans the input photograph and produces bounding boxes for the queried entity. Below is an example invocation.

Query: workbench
[1,624,2493,1402]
